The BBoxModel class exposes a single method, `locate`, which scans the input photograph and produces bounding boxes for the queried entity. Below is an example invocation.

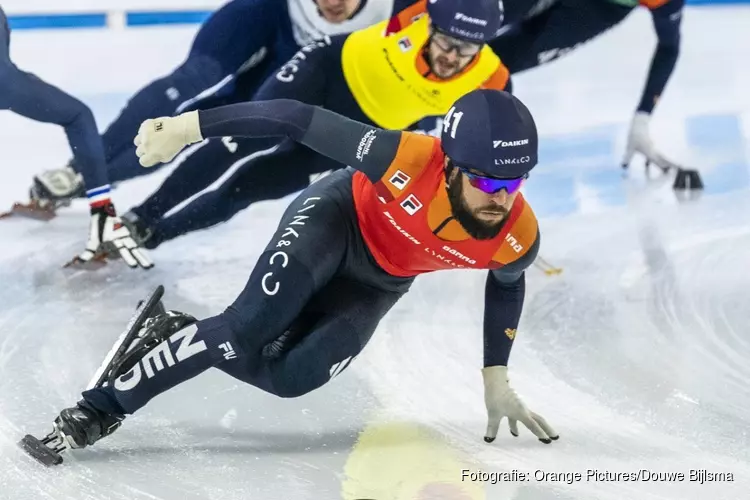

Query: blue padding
[688,0,750,4]
[126,11,213,26]
[3,1,748,32]
[7,14,107,30]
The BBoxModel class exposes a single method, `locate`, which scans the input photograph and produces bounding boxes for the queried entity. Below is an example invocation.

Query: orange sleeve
[386,0,428,34]
[375,132,441,200]
[490,197,538,265]
[640,0,671,8]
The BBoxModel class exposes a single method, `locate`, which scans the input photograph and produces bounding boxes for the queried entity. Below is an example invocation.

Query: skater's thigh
[219,277,405,397]
[268,278,405,396]
[253,169,353,281]
[223,170,357,337]
[489,0,632,73]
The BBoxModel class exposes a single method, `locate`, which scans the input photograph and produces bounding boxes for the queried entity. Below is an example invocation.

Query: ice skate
[18,399,124,466]
[18,285,168,466]
[1,165,84,221]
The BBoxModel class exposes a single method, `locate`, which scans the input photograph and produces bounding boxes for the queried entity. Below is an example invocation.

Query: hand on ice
[134,111,203,167]
[482,365,558,444]
[66,203,153,270]
[621,111,679,173]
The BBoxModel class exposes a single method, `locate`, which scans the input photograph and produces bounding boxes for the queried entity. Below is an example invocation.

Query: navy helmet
[440,89,538,179]
[427,0,505,44]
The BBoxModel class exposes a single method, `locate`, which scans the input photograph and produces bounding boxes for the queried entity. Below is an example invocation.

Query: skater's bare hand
[135,111,203,168]
[482,365,558,444]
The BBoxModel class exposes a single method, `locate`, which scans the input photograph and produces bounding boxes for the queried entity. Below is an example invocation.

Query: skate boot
[18,400,124,466]
[55,399,125,450]
[1,165,85,221]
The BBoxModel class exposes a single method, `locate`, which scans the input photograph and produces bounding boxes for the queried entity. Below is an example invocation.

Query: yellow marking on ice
[341,420,485,499]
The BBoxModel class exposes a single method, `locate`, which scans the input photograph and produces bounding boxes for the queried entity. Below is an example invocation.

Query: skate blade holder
[672,167,704,202]
[63,243,123,270]
[0,201,57,221]
[63,252,110,271]
[18,433,65,467]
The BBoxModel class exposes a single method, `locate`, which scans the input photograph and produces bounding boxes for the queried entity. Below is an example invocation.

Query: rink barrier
[7,10,212,30]
[5,0,749,30]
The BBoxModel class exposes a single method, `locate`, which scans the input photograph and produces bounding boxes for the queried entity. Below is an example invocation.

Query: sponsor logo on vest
[398,36,413,52]
[424,247,466,268]
[400,194,423,215]
[495,156,531,165]
[505,233,524,253]
[389,170,411,190]
[356,129,377,161]
[493,139,529,148]
[442,245,477,265]
[455,13,488,26]
[383,211,421,245]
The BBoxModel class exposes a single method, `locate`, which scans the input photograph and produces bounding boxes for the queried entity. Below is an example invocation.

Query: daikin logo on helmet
[494,139,529,148]
[454,13,488,26]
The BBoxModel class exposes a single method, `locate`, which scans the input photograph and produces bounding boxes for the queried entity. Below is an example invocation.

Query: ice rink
[1,5,749,499]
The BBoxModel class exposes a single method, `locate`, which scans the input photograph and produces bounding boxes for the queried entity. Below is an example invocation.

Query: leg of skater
[49,172,365,451]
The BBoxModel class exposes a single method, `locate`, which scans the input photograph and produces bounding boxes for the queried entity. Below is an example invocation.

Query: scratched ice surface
[1,7,749,499]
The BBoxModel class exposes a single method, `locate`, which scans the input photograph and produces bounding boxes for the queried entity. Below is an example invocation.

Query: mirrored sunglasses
[459,167,528,194]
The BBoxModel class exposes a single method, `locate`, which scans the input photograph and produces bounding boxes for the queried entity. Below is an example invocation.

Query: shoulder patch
[378,132,441,199]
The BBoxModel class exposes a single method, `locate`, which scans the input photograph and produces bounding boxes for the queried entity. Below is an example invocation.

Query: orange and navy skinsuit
[197,98,541,367]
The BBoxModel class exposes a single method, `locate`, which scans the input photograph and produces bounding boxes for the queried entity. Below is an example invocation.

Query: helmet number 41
[443,106,464,139]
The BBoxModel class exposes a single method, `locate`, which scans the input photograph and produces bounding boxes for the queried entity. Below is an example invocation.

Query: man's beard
[447,175,508,240]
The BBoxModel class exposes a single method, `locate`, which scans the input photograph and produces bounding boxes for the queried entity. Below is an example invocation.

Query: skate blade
[63,253,109,270]
[0,202,57,221]
[18,434,64,467]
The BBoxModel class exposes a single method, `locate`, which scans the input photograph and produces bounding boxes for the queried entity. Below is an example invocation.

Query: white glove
[134,111,203,167]
[621,112,678,172]
[482,365,558,444]
[70,203,153,269]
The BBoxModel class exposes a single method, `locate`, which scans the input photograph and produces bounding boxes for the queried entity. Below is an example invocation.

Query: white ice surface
[1,7,750,500]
